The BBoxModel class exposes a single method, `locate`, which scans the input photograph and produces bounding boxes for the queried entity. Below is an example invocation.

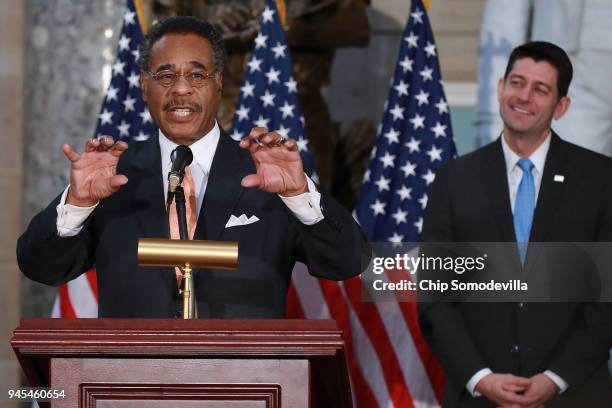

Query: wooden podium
[11,318,353,408]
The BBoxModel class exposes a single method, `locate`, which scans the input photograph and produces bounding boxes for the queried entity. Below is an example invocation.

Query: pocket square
[225,214,260,228]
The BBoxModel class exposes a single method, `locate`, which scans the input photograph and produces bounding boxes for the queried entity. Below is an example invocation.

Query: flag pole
[134,0,148,34]
[274,0,287,26]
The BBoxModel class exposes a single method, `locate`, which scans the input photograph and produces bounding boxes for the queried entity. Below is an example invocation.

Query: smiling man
[419,42,612,407]
[17,17,369,319]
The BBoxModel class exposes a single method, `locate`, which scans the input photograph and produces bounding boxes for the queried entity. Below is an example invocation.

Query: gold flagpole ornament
[134,0,148,34]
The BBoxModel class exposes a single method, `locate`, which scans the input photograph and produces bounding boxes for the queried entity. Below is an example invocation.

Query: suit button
[510,344,520,353]
[518,302,525,308]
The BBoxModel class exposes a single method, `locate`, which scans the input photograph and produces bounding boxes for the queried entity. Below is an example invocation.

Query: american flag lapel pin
[553,174,565,183]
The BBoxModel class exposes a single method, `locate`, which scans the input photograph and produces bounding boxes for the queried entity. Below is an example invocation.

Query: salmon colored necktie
[168,166,197,284]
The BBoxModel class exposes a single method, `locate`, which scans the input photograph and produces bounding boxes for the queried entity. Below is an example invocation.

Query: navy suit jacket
[418,133,612,407]
[18,133,369,318]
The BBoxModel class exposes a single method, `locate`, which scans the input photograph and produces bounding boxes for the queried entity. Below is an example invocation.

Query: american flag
[52,0,153,318]
[229,0,315,177]
[351,0,455,405]
[227,1,418,405]
[355,0,455,243]
[291,0,453,406]
[229,0,452,406]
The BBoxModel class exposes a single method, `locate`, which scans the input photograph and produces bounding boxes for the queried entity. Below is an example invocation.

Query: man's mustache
[163,100,203,112]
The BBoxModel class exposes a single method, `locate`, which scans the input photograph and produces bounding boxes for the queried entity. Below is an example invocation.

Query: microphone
[167,145,193,204]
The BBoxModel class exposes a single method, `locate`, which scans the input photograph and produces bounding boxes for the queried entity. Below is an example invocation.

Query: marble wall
[0,0,24,401]
[22,0,126,318]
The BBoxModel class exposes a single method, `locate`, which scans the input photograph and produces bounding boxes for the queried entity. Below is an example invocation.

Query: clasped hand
[476,372,559,408]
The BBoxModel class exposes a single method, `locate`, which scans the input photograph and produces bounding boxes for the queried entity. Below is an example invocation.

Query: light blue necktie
[513,158,535,265]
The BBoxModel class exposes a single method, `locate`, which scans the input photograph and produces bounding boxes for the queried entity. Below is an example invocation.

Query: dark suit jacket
[18,133,369,318]
[418,133,612,407]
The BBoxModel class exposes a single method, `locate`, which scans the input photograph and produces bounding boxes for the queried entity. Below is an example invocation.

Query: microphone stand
[173,186,196,319]
[174,186,189,241]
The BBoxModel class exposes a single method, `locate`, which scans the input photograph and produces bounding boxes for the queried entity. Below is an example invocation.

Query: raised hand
[63,135,129,207]
[239,127,308,196]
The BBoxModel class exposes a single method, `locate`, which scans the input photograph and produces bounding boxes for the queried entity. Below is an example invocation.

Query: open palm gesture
[63,136,129,206]
[239,128,308,196]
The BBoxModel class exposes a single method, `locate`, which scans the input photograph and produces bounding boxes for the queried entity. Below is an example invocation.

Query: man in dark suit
[17,17,369,319]
[419,41,612,407]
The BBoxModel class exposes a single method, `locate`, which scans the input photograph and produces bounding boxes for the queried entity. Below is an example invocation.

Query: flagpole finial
[274,0,287,26]
[134,0,148,33]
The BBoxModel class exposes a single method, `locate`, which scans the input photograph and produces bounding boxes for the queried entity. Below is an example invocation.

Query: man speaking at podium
[17,17,368,319]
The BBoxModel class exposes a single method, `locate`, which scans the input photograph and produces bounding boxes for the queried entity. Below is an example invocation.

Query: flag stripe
[374,265,444,405]
[291,269,379,407]
[377,301,438,407]
[51,295,59,318]
[285,282,305,318]
[58,285,77,318]
[85,269,99,300]
[290,263,329,318]
[336,282,395,407]
[66,273,98,318]
[397,301,446,403]
[343,277,414,407]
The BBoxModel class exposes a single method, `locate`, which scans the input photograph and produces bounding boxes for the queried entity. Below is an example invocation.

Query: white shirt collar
[501,132,551,176]
[158,121,220,176]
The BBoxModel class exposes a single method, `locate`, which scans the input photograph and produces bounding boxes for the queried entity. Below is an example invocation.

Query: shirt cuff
[279,175,324,225]
[56,185,98,237]
[544,370,568,394]
[467,368,493,397]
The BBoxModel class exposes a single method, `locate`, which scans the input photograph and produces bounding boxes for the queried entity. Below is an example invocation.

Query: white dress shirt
[502,132,550,213]
[466,133,568,397]
[56,122,323,236]
[159,122,220,218]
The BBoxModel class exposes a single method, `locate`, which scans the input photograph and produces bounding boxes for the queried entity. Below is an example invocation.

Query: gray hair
[138,16,226,74]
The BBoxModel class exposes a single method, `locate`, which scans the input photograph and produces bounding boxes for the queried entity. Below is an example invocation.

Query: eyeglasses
[146,70,217,88]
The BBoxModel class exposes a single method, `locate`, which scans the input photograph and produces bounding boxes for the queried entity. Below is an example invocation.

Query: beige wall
[328,0,485,129]
[0,0,24,399]
[428,0,485,82]
[373,0,485,82]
